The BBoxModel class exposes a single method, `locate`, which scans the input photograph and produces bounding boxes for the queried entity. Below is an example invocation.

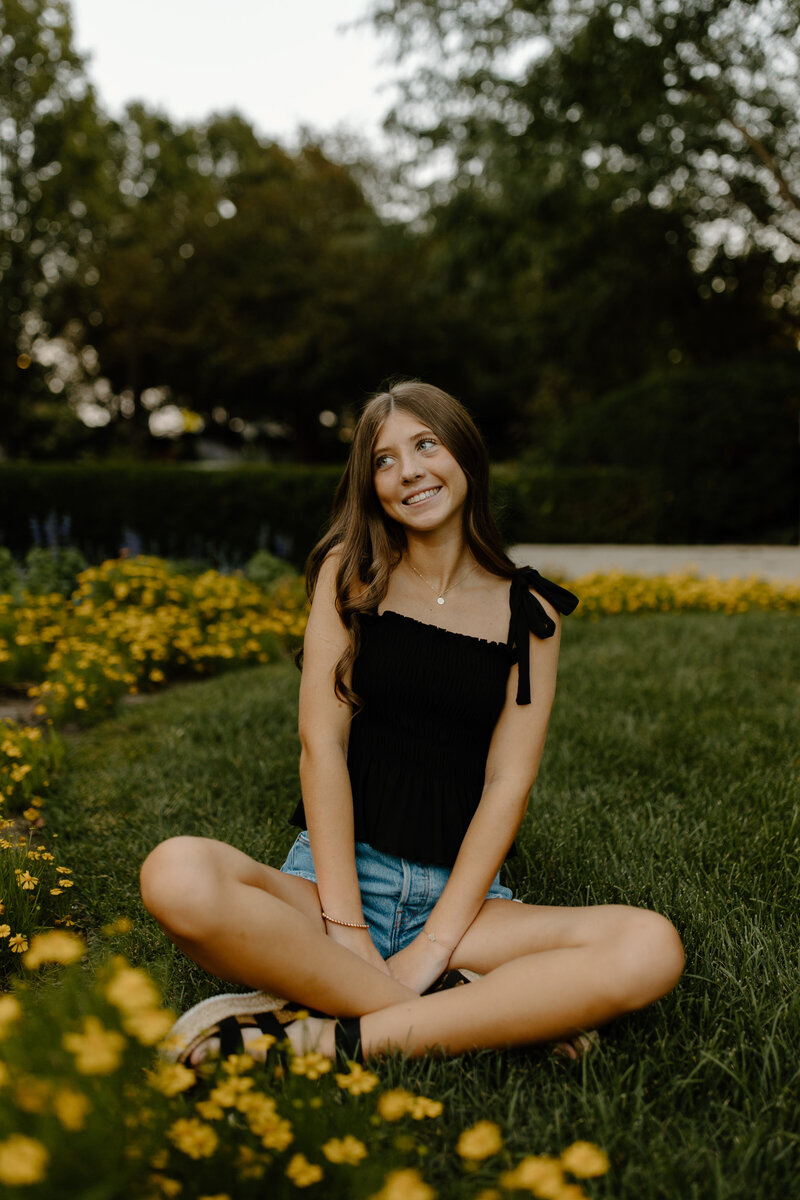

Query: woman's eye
[374,454,391,469]
[418,438,437,451]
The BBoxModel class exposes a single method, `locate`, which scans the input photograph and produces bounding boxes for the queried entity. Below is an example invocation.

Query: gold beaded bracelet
[321,911,369,930]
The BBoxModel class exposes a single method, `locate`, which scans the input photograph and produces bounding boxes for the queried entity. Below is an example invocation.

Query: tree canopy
[1,0,798,529]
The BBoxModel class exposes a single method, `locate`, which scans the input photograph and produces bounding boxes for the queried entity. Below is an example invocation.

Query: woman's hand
[386,932,452,994]
[324,922,392,976]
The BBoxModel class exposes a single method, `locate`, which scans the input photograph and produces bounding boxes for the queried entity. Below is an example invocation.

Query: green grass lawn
[50,613,800,1199]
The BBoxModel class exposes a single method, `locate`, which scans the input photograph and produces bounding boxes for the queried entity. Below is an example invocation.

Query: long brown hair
[306,381,516,707]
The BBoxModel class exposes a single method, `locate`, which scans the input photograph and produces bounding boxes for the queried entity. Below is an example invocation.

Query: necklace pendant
[437,596,445,605]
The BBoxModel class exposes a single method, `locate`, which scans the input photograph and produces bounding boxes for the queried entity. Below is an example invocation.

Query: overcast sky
[69,0,395,146]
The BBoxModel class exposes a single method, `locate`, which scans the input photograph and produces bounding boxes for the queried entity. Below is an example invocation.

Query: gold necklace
[406,559,475,605]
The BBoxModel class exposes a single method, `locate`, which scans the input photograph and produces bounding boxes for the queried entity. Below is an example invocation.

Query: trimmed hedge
[0,460,787,568]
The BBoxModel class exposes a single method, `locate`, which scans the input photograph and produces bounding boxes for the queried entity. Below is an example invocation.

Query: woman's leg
[139,836,416,1016]
[298,900,684,1059]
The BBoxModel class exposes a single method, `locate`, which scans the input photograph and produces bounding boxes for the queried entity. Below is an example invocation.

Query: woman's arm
[387,591,562,992]
[298,554,390,975]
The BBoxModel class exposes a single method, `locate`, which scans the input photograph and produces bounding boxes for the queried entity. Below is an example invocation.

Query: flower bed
[0,934,610,1198]
[0,557,308,727]
[570,569,800,617]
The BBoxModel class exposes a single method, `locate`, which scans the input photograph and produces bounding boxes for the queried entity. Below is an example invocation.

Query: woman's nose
[400,458,423,483]
[400,458,424,482]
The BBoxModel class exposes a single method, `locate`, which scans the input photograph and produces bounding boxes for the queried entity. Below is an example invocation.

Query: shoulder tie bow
[508,568,579,705]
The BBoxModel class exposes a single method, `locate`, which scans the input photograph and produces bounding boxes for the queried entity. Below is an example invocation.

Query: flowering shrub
[0,556,308,727]
[0,721,62,819]
[569,570,800,618]
[0,829,78,984]
[0,938,610,1199]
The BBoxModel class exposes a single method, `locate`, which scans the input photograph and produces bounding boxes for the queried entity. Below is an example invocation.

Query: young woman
[140,381,684,1066]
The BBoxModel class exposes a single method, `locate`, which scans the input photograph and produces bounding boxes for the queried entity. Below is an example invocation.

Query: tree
[369,0,800,277]
[0,0,121,456]
[364,0,800,464]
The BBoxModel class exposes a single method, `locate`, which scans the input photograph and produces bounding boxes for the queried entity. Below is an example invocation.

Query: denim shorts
[280,830,514,960]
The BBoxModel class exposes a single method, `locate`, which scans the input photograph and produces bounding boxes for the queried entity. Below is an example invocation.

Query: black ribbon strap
[508,568,579,705]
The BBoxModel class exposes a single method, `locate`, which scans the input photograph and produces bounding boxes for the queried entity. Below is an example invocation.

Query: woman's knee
[609,906,685,1010]
[140,836,218,939]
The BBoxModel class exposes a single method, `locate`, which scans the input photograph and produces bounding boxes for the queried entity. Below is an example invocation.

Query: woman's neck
[403,534,474,594]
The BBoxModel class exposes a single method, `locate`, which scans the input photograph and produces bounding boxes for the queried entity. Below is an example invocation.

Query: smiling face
[372,407,469,535]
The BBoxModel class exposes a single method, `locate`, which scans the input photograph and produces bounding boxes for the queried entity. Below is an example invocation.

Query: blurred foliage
[4,460,772,556]
[1,1,798,538]
[23,546,88,597]
[547,358,800,541]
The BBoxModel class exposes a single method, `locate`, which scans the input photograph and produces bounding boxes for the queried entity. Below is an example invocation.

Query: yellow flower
[409,1096,443,1120]
[168,1117,219,1160]
[15,1075,52,1113]
[290,1050,332,1079]
[0,994,22,1035]
[210,1076,254,1107]
[456,1120,503,1160]
[195,1098,225,1120]
[0,1061,9,1088]
[149,1172,182,1196]
[335,1061,380,1094]
[560,1141,610,1179]
[199,1195,231,1200]
[63,1016,127,1074]
[499,1155,564,1197]
[246,1031,276,1055]
[369,1167,435,1200]
[16,870,38,890]
[260,1117,294,1152]
[0,925,10,938]
[377,1087,415,1121]
[106,965,162,1013]
[222,1052,255,1074]
[53,1087,91,1131]
[74,696,88,710]
[102,915,134,936]
[322,1135,368,1165]
[9,934,28,954]
[124,1007,175,1045]
[285,1152,323,1187]
[237,1144,267,1179]
[23,930,86,969]
[148,1062,197,1097]
[0,1134,49,1186]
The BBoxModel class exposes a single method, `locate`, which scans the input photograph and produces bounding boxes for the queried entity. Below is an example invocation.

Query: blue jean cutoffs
[280,830,513,960]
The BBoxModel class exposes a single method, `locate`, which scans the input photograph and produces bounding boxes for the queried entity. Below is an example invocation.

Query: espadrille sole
[161,990,287,1063]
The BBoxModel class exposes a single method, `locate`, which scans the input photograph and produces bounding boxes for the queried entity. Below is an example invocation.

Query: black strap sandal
[216,1008,289,1058]
[164,990,312,1065]
[335,1016,364,1065]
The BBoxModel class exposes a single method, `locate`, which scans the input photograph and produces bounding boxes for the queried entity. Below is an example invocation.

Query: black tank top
[289,568,578,867]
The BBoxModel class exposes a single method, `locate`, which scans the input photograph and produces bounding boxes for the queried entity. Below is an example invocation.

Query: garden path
[511,543,800,582]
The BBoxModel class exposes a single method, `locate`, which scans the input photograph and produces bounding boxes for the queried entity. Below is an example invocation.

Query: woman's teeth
[404,487,441,506]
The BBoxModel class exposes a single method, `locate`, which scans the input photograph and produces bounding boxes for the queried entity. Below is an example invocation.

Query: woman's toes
[189,1035,220,1066]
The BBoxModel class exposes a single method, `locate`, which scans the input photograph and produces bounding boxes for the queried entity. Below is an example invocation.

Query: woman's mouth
[403,487,442,506]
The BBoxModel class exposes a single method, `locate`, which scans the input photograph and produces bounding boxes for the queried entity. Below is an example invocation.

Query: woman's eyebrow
[373,429,434,457]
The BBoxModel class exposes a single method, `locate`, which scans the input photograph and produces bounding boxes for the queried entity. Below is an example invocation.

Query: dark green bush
[24,546,89,596]
[0,452,793,566]
[548,359,800,543]
[245,548,299,590]
[0,546,19,594]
